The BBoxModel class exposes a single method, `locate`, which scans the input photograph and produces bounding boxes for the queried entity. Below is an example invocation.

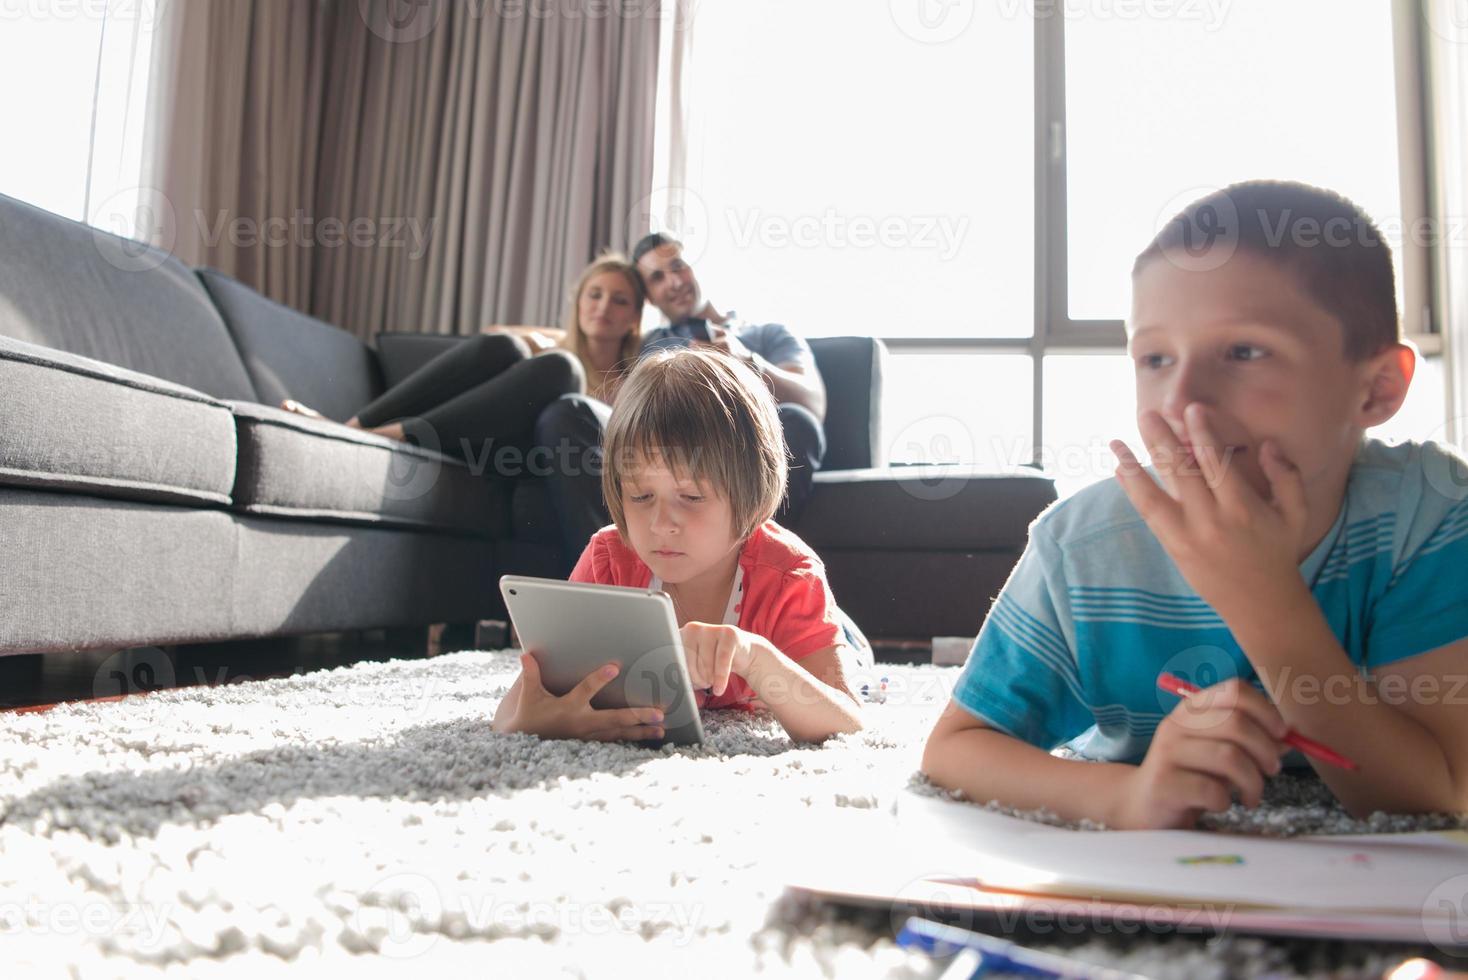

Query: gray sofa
[0,191,1055,656]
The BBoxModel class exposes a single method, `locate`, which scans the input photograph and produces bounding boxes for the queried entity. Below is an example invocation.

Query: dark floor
[0,629,443,712]
[0,627,933,712]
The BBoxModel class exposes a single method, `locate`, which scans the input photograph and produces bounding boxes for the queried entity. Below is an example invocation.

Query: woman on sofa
[283,254,645,459]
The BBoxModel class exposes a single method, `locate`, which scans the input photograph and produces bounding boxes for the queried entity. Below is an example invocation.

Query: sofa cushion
[0,193,258,401]
[0,335,237,507]
[0,488,242,654]
[792,466,1057,551]
[228,402,504,536]
[199,269,383,423]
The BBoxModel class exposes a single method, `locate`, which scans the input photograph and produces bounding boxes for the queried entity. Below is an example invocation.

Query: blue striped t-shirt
[953,439,1468,764]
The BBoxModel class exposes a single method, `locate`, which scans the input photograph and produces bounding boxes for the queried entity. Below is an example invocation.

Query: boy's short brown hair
[602,348,788,542]
[1134,180,1399,361]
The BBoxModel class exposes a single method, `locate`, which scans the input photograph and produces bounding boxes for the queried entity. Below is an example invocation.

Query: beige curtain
[1424,1,1468,449]
[142,0,330,313]
[144,0,661,341]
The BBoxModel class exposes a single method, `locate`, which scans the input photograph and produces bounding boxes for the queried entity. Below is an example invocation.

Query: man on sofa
[534,233,828,570]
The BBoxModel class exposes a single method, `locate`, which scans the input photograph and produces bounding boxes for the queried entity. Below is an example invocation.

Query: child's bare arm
[1234,602,1468,817]
[1374,639,1468,809]
[921,701,1135,825]
[744,642,863,742]
[679,624,862,742]
[923,678,1290,829]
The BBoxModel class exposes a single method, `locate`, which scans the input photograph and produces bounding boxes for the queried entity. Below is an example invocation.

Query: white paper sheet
[893,791,1468,918]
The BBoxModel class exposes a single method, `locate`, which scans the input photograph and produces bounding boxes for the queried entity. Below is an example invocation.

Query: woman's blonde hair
[561,253,644,381]
[603,348,788,543]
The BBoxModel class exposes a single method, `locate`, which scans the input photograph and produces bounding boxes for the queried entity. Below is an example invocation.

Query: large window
[671,0,1034,341]
[662,2,1445,496]
[0,1,157,233]
[1064,1,1403,323]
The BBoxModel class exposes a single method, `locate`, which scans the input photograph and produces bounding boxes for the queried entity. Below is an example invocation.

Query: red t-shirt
[569,521,843,709]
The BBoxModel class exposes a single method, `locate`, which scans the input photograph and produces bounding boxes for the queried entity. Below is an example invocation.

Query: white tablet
[498,575,705,745]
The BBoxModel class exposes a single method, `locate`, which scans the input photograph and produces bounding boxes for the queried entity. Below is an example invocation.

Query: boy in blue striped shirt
[923,181,1468,829]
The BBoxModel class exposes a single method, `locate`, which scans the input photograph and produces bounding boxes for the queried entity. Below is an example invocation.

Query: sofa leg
[431,623,480,655]
[474,620,511,651]
[425,623,471,656]
[384,627,430,656]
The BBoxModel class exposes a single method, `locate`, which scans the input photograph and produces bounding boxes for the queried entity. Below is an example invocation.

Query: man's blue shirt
[641,319,812,370]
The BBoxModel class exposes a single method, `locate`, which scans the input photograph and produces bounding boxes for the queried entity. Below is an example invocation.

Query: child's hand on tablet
[679,623,760,697]
[492,652,666,742]
[1115,677,1289,829]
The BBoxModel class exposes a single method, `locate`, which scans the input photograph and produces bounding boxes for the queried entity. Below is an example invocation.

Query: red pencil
[1156,672,1360,772]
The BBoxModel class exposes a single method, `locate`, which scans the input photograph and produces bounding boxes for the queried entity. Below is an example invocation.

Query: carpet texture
[0,651,1461,978]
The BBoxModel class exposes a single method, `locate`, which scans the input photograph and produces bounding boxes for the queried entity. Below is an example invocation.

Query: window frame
[884,0,1441,466]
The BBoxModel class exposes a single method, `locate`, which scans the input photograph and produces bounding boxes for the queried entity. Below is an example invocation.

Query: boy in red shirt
[493,349,864,743]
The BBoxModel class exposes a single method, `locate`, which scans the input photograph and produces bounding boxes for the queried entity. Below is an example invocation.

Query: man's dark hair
[631,232,681,268]
[1134,180,1399,361]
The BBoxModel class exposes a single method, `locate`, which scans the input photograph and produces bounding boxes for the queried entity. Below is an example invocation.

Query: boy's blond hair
[602,348,788,542]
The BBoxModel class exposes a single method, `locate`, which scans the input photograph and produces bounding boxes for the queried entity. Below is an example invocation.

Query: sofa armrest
[808,336,886,471]
[793,466,1056,551]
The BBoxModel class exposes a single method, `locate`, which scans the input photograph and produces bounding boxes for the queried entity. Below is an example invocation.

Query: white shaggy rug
[1,650,1460,978]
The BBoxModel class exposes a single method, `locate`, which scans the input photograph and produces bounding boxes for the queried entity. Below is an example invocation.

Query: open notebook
[786,791,1468,946]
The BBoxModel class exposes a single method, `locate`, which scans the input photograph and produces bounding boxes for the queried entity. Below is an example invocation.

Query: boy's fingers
[1172,737,1268,807]
[1200,679,1289,739]
[572,662,621,705]
[1138,410,1213,508]
[1261,440,1308,529]
[1111,440,1184,540]
[1184,404,1251,509]
[1165,768,1235,815]
[1170,707,1286,780]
